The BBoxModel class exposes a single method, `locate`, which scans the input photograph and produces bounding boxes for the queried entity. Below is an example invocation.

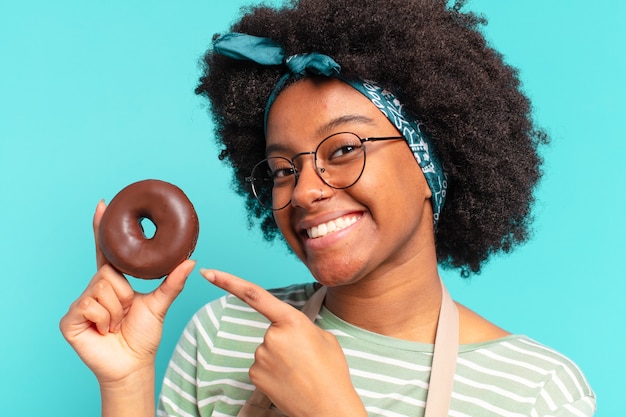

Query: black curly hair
[195,0,548,276]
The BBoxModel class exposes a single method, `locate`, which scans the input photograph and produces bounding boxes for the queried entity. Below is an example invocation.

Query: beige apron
[236,281,459,417]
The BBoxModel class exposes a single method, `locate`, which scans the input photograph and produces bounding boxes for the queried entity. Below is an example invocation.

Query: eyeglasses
[246,132,404,210]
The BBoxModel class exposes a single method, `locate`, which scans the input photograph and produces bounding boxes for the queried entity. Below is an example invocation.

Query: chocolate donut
[98,179,199,279]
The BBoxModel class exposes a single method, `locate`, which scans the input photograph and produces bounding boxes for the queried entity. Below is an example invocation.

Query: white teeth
[307,215,358,239]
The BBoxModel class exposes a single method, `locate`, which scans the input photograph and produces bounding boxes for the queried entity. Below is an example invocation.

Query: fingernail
[200,268,215,283]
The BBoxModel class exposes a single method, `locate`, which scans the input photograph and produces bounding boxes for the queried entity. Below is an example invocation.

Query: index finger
[92,200,108,269]
[201,268,299,324]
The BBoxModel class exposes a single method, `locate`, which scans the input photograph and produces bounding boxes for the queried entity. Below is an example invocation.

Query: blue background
[1,1,624,415]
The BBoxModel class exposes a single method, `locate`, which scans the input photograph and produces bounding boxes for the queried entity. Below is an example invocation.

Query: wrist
[100,366,156,417]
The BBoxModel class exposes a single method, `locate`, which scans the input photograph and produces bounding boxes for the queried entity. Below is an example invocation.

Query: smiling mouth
[306,214,360,239]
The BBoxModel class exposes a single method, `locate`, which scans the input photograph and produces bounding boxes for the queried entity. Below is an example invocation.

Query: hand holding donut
[61,180,199,416]
[202,269,368,417]
[60,200,196,386]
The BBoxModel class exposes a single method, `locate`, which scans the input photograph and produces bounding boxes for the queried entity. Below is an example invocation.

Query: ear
[423,176,432,199]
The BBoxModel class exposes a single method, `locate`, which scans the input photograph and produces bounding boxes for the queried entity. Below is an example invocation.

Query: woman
[60,0,596,416]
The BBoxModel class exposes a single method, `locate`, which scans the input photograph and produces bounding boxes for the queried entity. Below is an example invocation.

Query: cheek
[371,155,431,236]
[273,210,306,256]
[362,149,429,204]
[273,211,291,239]
[397,150,431,200]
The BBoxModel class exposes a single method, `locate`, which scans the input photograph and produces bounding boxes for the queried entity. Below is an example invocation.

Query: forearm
[100,367,155,417]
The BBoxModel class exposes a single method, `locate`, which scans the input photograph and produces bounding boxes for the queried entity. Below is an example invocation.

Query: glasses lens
[250,156,294,210]
[316,132,366,189]
[250,133,367,210]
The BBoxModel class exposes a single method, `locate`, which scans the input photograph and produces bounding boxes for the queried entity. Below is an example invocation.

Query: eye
[321,133,364,162]
[271,166,295,180]
[267,158,296,183]
[329,144,359,160]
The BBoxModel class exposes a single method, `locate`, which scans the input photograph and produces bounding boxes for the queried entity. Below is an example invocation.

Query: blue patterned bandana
[213,32,448,225]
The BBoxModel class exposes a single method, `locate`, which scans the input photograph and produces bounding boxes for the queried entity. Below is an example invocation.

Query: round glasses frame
[245,132,405,210]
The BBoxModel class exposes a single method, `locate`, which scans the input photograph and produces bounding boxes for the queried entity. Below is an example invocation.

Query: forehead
[265,77,395,150]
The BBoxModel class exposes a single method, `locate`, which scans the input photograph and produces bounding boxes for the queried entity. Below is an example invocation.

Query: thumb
[93,200,109,269]
[148,259,196,317]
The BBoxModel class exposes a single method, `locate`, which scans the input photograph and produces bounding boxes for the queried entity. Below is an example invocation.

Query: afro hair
[195,0,548,276]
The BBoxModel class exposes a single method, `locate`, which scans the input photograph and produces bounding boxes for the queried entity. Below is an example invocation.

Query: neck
[324,248,442,343]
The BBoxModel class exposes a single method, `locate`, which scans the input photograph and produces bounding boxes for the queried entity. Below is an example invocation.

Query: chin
[306,256,367,288]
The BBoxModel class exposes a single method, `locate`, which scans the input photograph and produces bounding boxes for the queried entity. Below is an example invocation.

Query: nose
[290,156,332,208]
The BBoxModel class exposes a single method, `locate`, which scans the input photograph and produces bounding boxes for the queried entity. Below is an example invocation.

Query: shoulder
[457,335,596,415]
[189,282,316,329]
[178,282,316,358]
[457,302,510,343]
[507,337,596,414]
[456,303,592,393]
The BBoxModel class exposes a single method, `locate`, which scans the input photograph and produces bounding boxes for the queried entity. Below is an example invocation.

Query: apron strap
[237,282,458,417]
[424,282,459,417]
[300,285,327,320]
[236,389,284,417]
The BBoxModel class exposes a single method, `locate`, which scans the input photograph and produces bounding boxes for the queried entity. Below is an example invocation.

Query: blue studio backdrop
[0,1,624,415]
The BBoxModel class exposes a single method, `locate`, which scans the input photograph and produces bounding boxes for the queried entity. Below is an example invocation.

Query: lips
[306,214,360,239]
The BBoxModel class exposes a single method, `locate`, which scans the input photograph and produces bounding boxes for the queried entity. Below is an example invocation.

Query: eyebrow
[265,114,377,156]
[317,114,377,136]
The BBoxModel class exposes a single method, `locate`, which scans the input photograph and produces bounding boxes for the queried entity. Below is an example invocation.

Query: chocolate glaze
[99,179,199,279]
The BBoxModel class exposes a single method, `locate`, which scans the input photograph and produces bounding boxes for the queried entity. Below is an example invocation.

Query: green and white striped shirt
[158,283,595,417]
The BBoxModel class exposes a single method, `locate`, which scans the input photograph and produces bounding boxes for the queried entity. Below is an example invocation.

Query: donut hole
[139,217,157,239]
